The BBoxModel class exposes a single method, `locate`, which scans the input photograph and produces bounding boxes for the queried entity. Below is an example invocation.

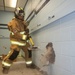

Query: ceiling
[0,0,27,12]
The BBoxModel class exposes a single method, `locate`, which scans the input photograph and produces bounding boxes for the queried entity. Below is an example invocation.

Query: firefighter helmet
[14,7,25,20]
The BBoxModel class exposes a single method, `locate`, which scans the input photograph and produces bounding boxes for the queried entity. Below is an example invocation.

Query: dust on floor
[0,57,42,75]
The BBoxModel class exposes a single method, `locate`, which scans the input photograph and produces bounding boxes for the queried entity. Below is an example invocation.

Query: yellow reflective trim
[22,35,27,40]
[11,41,26,46]
[20,31,25,34]
[2,61,11,66]
[11,31,25,35]
[26,61,32,64]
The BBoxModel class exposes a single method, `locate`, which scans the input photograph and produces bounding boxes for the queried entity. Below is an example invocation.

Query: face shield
[18,10,25,17]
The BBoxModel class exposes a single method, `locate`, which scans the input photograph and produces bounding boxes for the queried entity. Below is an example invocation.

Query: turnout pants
[2,42,32,70]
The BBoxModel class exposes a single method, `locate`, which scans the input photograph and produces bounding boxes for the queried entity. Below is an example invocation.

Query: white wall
[0,11,14,23]
[28,0,75,33]
[24,0,40,20]
[0,11,14,55]
[31,11,75,75]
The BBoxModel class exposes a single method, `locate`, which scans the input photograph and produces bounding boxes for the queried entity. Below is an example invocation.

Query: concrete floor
[0,57,42,75]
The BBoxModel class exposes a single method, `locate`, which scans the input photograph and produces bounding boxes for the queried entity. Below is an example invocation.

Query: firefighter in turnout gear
[2,7,34,74]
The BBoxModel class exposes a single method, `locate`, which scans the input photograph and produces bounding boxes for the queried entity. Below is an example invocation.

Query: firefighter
[2,7,34,74]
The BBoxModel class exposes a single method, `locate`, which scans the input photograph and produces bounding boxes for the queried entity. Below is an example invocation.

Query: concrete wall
[31,11,75,75]
[0,11,14,55]
[0,11,14,24]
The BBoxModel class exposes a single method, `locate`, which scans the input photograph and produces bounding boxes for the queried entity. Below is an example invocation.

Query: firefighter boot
[2,67,10,74]
[29,63,36,69]
[26,63,36,69]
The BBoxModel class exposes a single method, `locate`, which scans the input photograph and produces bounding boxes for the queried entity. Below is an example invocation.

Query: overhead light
[11,0,17,8]
[5,0,17,8]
